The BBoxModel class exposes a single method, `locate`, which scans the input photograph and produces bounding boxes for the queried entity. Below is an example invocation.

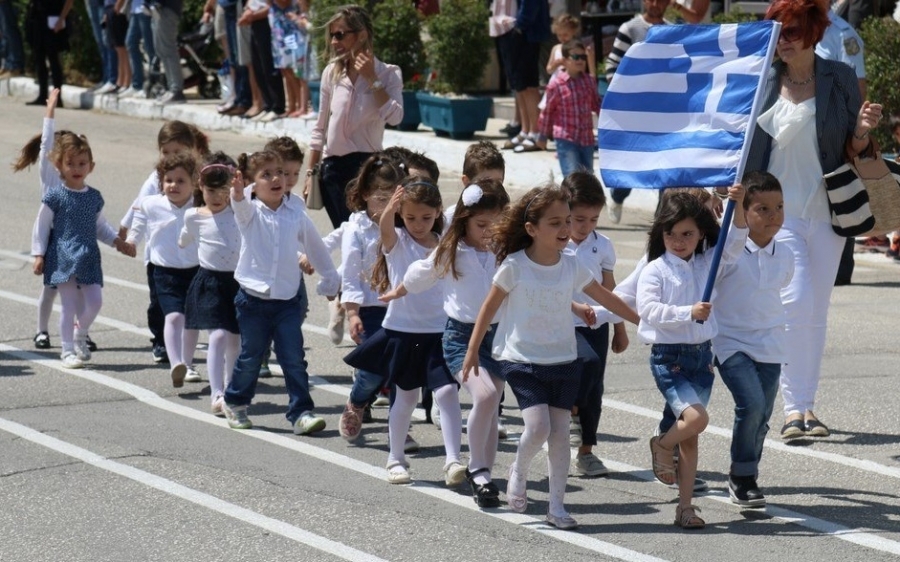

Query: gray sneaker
[574,452,609,477]
[293,411,326,435]
[569,416,582,448]
[224,403,253,430]
[74,338,92,362]
[184,365,202,383]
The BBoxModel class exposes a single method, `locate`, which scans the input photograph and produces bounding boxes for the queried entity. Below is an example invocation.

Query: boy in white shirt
[713,171,794,508]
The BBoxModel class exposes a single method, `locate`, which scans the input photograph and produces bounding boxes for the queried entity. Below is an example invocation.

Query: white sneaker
[170,363,187,388]
[184,365,202,383]
[403,433,420,453]
[574,452,609,477]
[569,416,582,448]
[224,403,252,429]
[95,82,117,94]
[117,86,138,98]
[293,411,326,435]
[327,299,345,345]
[608,202,623,224]
[134,89,149,99]
[74,338,92,362]
[444,461,467,486]
[211,396,225,417]
[60,351,84,369]
[373,392,390,407]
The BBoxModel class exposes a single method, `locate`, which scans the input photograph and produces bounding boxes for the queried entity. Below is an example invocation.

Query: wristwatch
[370,79,385,91]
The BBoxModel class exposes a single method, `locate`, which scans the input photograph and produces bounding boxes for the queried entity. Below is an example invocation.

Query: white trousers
[775,217,845,416]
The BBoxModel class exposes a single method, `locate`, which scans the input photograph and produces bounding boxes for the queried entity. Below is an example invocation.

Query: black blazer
[745,55,861,178]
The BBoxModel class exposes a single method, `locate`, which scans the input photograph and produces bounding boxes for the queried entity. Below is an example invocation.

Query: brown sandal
[675,504,705,529]
[649,436,676,485]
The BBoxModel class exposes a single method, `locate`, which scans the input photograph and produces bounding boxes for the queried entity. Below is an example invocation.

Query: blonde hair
[324,5,374,81]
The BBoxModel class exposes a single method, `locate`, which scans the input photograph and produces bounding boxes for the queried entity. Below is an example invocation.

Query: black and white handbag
[823,144,900,237]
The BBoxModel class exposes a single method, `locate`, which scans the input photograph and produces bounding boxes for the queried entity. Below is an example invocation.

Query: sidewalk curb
[0,77,660,213]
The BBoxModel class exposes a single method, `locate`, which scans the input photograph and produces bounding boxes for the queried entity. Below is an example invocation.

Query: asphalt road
[1,97,899,562]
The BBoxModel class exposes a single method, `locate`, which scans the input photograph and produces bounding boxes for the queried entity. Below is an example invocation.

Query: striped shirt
[604,15,666,83]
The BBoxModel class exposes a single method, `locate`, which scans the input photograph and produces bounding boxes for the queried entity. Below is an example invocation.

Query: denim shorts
[649,341,714,418]
[442,318,500,379]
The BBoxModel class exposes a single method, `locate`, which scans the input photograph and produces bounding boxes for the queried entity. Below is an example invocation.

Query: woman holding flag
[745,0,882,440]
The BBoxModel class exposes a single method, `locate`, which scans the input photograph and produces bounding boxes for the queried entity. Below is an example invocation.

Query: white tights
[508,405,571,518]
[163,312,199,367]
[207,329,240,402]
[57,280,101,353]
[387,384,462,469]
[458,368,503,485]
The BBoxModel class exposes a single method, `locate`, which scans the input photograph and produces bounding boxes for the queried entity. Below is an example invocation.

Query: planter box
[309,80,321,112]
[415,92,492,140]
[396,90,421,131]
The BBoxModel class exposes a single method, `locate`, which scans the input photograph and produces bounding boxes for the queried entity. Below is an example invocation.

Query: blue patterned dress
[268,0,307,74]
[42,186,106,287]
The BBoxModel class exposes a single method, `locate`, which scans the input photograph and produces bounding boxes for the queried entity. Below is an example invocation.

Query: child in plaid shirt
[537,40,601,178]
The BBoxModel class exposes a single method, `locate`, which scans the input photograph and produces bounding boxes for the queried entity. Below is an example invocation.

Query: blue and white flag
[598,21,780,189]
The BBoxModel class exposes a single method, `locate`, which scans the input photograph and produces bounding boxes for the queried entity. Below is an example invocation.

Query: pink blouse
[309,58,404,158]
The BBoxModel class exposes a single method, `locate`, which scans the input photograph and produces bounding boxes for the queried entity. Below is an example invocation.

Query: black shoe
[33,331,51,349]
[151,344,169,364]
[362,405,373,423]
[781,418,805,439]
[85,335,97,352]
[26,97,47,106]
[728,474,766,507]
[804,418,830,437]
[499,122,522,138]
[465,468,501,508]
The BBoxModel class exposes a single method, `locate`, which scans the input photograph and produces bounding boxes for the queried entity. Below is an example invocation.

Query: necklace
[784,70,815,86]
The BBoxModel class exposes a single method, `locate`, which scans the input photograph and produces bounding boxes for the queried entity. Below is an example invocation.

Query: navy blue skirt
[153,265,200,316]
[344,328,455,392]
[185,267,239,333]
[499,359,582,411]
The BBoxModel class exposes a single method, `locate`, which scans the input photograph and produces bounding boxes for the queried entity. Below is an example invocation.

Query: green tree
[860,16,900,151]
[424,0,491,94]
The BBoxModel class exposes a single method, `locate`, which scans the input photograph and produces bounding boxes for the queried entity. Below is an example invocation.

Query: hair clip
[523,194,539,221]
[375,159,383,166]
[200,163,235,175]
[461,184,483,207]
[405,181,440,193]
[398,162,406,171]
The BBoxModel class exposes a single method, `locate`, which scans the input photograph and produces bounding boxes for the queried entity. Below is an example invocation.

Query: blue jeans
[222,3,251,107]
[716,352,780,477]
[348,306,387,407]
[0,0,25,71]
[556,139,594,178]
[226,288,313,423]
[649,342,714,419]
[88,0,116,83]
[126,12,155,89]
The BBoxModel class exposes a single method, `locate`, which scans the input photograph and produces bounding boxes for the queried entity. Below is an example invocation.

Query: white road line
[0,415,388,562]
[0,343,668,562]
[2,285,900,480]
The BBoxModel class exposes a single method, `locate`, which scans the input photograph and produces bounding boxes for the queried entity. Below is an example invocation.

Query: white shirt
[492,250,594,365]
[232,184,339,300]
[758,97,828,221]
[567,232,616,328]
[403,242,496,324]
[636,225,748,344]
[382,228,446,333]
[816,11,866,79]
[126,194,199,269]
[121,171,160,265]
[177,207,241,272]
[340,212,384,308]
[712,237,794,364]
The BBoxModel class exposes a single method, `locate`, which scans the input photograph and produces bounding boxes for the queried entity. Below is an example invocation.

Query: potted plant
[417,0,493,139]
[373,0,428,131]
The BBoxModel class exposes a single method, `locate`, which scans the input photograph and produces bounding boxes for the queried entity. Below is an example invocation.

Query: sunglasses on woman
[779,26,803,43]
[330,30,358,41]
[568,53,588,61]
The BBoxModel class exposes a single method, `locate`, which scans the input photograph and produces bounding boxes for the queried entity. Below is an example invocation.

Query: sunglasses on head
[568,53,587,61]
[330,29,358,41]
[779,26,803,43]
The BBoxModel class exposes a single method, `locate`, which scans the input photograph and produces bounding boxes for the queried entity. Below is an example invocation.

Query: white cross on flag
[598,21,780,189]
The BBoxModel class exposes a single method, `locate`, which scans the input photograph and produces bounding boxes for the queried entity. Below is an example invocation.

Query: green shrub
[860,16,900,151]
[423,0,491,94]
[712,8,760,23]
[372,0,425,89]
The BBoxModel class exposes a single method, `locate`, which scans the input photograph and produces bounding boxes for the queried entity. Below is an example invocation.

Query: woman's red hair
[765,0,830,49]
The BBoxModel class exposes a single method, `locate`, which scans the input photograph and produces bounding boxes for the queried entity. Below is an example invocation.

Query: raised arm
[379,186,403,253]
[39,90,62,196]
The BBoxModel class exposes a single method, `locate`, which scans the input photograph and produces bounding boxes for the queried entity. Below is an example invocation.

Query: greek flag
[598,21,780,189]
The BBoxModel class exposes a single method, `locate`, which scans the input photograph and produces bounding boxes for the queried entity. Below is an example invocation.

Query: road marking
[2,285,900,480]
[5,343,900,558]
[0,343,667,562]
[0,415,389,562]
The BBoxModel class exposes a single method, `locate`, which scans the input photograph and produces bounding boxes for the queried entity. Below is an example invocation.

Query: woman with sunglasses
[304,4,403,229]
[745,0,882,441]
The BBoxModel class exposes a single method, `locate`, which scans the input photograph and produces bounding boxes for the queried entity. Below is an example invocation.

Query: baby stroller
[147,21,220,100]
